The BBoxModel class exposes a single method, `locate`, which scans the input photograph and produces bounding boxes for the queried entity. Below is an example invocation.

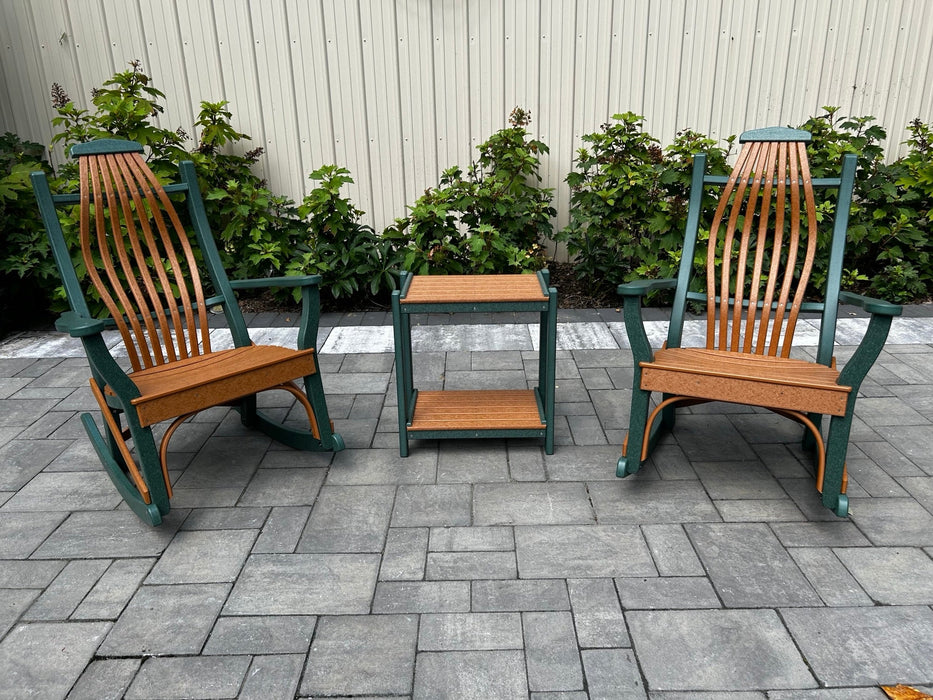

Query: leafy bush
[800,108,931,302]
[0,133,56,335]
[555,113,731,297]
[288,165,403,300]
[387,107,551,275]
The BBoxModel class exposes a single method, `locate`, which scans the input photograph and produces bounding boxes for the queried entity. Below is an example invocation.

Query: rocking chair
[616,127,901,517]
[32,139,345,526]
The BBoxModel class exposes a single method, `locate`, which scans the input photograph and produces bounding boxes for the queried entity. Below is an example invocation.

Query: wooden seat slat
[641,347,850,416]
[408,389,545,431]
[401,274,547,304]
[124,345,317,426]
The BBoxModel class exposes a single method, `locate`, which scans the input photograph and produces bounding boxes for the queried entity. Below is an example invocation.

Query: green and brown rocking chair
[616,127,901,517]
[32,140,344,525]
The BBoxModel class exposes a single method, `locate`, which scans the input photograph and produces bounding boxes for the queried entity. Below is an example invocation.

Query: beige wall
[2,0,931,234]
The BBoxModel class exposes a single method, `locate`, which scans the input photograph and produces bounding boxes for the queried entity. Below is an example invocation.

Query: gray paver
[296,485,395,552]
[580,648,647,699]
[628,609,816,691]
[687,522,821,607]
[252,505,310,553]
[438,441,510,482]
[474,482,595,525]
[414,650,528,700]
[71,559,155,620]
[850,498,933,545]
[418,612,523,650]
[568,578,629,648]
[426,551,517,579]
[125,655,250,699]
[515,525,655,578]
[203,615,316,655]
[373,580,471,613]
[0,511,67,558]
[588,480,720,524]
[23,559,111,620]
[616,576,721,609]
[327,447,437,485]
[833,546,933,604]
[238,466,325,505]
[66,658,141,700]
[788,548,874,607]
[180,506,269,530]
[238,654,304,700]
[0,622,111,700]
[98,583,228,656]
[146,529,256,583]
[31,510,182,559]
[380,527,429,580]
[429,525,514,551]
[783,606,933,686]
[641,524,705,576]
[0,439,68,490]
[391,484,472,526]
[0,589,39,638]
[301,614,417,696]
[225,553,379,615]
[524,611,584,692]
[472,579,570,612]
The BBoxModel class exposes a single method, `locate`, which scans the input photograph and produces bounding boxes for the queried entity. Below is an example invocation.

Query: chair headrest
[70,139,145,158]
[739,127,811,143]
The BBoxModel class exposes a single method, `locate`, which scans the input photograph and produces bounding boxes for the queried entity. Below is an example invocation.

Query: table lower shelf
[407,389,546,433]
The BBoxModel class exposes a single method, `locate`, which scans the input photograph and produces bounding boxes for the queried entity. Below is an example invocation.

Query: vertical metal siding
[2,0,931,238]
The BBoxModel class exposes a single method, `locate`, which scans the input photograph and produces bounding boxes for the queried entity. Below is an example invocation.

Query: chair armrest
[617,278,677,297]
[839,291,902,317]
[229,275,322,290]
[616,279,677,366]
[56,312,140,402]
[55,311,108,338]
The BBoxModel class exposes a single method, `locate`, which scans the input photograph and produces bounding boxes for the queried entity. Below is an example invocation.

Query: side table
[391,270,557,456]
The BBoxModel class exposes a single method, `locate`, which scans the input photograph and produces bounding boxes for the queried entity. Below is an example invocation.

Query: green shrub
[288,165,403,301]
[387,107,551,275]
[555,113,731,297]
[800,108,931,302]
[0,133,56,335]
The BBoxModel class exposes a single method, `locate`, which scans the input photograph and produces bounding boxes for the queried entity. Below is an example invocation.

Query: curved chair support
[89,379,151,503]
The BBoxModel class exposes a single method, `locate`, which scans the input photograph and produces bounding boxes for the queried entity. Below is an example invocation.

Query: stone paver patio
[1,307,932,699]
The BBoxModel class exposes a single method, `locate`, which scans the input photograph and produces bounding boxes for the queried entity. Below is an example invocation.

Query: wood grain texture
[408,389,545,431]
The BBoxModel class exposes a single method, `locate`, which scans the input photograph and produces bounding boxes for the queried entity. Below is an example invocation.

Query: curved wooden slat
[704,136,820,356]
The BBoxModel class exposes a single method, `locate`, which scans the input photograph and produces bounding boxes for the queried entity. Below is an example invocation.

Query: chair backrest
[32,139,252,371]
[77,142,211,371]
[667,127,858,366]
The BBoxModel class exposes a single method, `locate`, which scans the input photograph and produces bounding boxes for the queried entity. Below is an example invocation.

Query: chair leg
[618,387,652,477]
[802,411,823,452]
[821,413,853,517]
[244,371,345,452]
[82,413,164,526]
[88,379,171,523]
[661,394,677,430]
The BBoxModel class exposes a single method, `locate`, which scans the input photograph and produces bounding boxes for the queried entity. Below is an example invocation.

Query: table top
[400,273,549,305]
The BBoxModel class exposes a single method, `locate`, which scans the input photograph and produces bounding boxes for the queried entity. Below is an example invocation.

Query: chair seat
[640,347,851,416]
[121,345,318,426]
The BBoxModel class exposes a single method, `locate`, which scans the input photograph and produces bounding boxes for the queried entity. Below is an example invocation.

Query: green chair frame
[616,127,901,517]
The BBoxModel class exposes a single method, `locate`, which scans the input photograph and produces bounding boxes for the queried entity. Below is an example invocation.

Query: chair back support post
[816,152,858,366]
[177,160,252,348]
[666,153,709,349]
[31,171,93,318]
